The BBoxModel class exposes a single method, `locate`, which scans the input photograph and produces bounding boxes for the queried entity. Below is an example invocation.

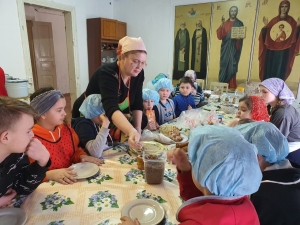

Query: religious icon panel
[208,0,257,90]
[250,0,300,96]
[173,3,212,80]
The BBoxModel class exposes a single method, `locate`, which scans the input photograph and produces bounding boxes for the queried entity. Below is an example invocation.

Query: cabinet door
[117,21,127,40]
[101,18,117,40]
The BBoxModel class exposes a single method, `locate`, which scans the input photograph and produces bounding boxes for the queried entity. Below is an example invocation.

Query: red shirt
[0,67,8,96]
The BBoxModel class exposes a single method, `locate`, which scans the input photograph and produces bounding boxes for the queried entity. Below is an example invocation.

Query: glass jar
[143,150,166,184]
[234,87,245,104]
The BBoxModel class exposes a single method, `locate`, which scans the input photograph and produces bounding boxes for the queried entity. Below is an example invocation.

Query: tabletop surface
[21,146,181,225]
[9,98,238,225]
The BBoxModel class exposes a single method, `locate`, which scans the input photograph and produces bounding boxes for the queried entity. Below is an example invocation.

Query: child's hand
[118,216,140,225]
[80,155,103,166]
[155,122,160,130]
[187,105,192,110]
[0,189,17,207]
[26,138,50,167]
[46,168,77,185]
[99,114,110,128]
[191,87,197,95]
[167,148,191,172]
[146,121,157,131]
[228,118,240,127]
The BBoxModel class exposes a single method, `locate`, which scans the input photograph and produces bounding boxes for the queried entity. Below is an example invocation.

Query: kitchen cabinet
[87,18,127,79]
[117,21,127,40]
[101,18,117,40]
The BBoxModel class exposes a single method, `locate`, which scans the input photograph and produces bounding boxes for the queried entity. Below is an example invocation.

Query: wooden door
[26,20,39,90]
[101,18,117,40]
[31,21,57,89]
[117,21,127,40]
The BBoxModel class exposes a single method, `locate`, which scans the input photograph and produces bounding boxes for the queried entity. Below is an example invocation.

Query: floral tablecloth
[21,146,181,225]
[200,101,237,126]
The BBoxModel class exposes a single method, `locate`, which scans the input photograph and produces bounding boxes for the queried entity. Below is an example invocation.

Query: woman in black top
[72,36,147,149]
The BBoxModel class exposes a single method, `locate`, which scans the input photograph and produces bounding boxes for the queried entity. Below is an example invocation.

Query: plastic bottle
[233,87,245,104]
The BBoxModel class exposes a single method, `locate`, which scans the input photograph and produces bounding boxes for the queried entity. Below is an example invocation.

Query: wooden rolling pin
[176,141,189,152]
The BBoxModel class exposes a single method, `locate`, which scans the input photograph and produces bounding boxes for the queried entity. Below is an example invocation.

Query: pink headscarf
[260,78,295,104]
[118,36,147,55]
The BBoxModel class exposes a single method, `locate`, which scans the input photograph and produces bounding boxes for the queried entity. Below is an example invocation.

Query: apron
[109,72,131,142]
[34,124,75,170]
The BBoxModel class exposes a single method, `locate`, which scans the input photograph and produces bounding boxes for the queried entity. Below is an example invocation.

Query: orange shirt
[31,123,87,181]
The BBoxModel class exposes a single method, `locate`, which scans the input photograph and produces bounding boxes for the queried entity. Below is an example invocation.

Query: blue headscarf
[79,94,105,119]
[235,121,289,163]
[142,89,159,105]
[30,90,64,116]
[154,78,173,92]
[151,73,168,84]
[188,125,262,197]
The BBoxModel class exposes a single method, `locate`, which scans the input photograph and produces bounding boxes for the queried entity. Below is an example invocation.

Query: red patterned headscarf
[250,96,270,122]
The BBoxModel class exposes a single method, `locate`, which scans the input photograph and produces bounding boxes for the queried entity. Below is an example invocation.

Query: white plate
[121,199,165,225]
[130,141,165,155]
[155,133,188,145]
[0,208,27,225]
[178,133,188,143]
[167,144,176,151]
[202,105,219,111]
[69,162,100,179]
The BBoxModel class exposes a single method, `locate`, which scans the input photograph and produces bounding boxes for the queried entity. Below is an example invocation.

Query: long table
[21,146,181,225]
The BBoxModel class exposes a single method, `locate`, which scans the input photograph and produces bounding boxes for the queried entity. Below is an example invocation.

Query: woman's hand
[128,128,142,150]
[118,216,140,225]
[167,148,191,172]
[46,168,77,185]
[0,189,17,207]
[80,155,103,166]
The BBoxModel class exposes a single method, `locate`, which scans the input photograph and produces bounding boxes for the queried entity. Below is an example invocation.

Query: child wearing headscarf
[30,88,102,185]
[71,94,111,158]
[259,78,300,166]
[120,126,262,225]
[153,77,176,125]
[236,121,300,225]
[228,95,270,127]
[141,89,160,131]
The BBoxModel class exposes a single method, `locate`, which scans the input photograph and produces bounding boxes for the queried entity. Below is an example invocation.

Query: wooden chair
[196,79,205,89]
[210,82,228,94]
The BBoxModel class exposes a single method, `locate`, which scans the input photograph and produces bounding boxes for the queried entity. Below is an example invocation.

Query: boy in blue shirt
[172,77,196,117]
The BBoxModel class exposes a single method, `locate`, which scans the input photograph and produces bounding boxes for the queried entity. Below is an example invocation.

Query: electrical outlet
[28,77,33,83]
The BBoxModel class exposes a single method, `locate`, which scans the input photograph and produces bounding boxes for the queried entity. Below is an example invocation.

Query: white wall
[0,0,113,94]
[113,0,220,85]
[0,0,26,78]
[25,5,70,94]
